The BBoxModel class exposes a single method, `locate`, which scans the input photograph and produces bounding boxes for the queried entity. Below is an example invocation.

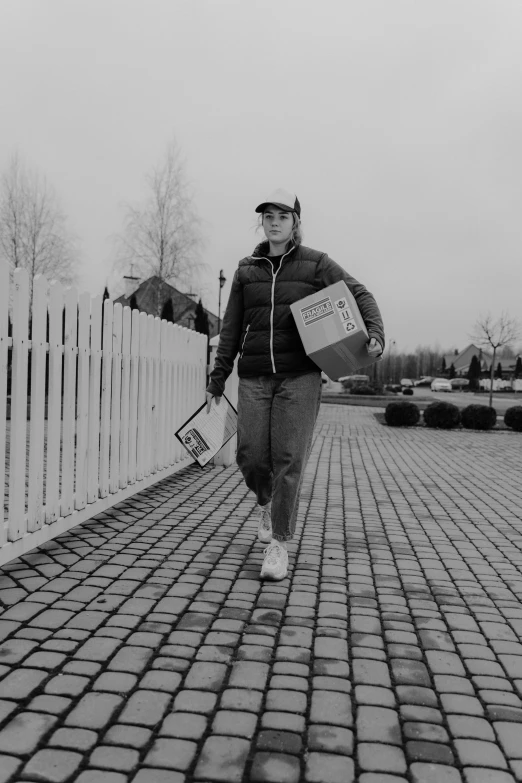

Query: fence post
[45,281,64,523]
[28,274,49,531]
[8,268,30,541]
[0,261,10,547]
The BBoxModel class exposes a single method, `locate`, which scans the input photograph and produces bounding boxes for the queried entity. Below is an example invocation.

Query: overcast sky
[1,0,521,353]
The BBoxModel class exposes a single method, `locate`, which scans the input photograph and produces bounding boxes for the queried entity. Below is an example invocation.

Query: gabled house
[114,275,219,338]
[442,344,492,376]
[443,344,520,378]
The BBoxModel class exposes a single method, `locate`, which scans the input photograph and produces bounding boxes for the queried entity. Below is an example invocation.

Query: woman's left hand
[366,338,383,358]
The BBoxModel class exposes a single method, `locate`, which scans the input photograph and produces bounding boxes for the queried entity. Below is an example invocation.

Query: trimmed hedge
[423,401,461,430]
[385,401,420,427]
[504,406,522,432]
[461,404,497,430]
[350,385,376,396]
[402,387,414,396]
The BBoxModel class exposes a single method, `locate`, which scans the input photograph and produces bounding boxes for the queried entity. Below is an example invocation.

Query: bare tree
[114,139,206,317]
[0,153,78,303]
[471,312,521,407]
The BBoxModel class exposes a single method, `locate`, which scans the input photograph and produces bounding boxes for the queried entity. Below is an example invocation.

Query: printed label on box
[338,307,353,323]
[300,297,334,326]
[335,297,349,312]
[343,320,357,333]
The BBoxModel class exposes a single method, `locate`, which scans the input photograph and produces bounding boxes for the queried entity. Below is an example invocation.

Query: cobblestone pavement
[1,404,522,783]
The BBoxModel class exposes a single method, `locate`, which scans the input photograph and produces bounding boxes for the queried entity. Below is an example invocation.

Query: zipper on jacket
[268,246,293,373]
[239,324,250,359]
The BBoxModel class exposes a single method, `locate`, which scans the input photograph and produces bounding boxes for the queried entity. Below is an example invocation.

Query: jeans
[236,372,322,541]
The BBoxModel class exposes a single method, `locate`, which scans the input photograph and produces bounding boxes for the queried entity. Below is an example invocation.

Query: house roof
[115,276,218,325]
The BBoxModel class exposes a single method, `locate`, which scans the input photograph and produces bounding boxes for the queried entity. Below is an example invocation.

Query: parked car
[450,378,469,390]
[414,377,433,387]
[400,378,414,388]
[431,378,452,392]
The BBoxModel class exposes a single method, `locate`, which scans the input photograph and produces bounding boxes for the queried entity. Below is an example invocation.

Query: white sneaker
[261,541,288,581]
[257,501,273,544]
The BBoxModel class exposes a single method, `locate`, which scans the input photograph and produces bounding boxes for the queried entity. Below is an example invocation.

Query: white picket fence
[0,262,208,567]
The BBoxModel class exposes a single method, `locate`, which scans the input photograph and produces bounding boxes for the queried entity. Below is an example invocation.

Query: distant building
[442,344,518,377]
[114,275,219,338]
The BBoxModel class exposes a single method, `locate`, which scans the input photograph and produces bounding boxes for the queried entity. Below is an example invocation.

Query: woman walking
[206,189,385,580]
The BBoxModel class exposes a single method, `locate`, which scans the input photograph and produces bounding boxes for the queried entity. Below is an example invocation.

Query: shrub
[504,406,522,432]
[423,401,461,429]
[402,387,414,396]
[350,385,375,396]
[461,404,497,430]
[385,401,420,427]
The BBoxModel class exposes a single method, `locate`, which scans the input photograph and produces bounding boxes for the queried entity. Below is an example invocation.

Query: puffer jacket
[207,241,385,397]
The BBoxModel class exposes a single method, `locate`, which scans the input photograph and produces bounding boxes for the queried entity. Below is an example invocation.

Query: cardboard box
[290,280,379,380]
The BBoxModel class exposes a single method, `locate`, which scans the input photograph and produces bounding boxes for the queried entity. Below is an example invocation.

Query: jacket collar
[250,240,297,260]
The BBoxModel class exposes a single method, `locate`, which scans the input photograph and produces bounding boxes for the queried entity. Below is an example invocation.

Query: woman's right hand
[206,392,221,413]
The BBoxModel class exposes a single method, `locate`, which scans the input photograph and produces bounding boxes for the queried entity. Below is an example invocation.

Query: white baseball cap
[255,188,301,217]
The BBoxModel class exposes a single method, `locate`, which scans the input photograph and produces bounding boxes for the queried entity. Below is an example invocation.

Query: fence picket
[136,311,148,482]
[151,317,161,472]
[60,287,78,517]
[27,275,49,531]
[75,292,91,510]
[0,262,9,547]
[144,314,154,477]
[109,304,123,493]
[119,306,131,489]
[127,309,140,485]
[45,282,64,523]
[99,299,113,498]
[87,295,102,503]
[8,269,30,541]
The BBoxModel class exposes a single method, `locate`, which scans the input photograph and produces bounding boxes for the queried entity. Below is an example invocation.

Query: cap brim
[255,201,294,214]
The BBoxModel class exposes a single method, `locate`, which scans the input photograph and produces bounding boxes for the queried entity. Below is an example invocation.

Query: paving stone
[0,667,47,699]
[455,739,508,768]
[28,694,72,714]
[357,742,407,773]
[0,638,38,663]
[448,715,495,740]
[494,722,522,758]
[410,762,463,782]
[173,689,217,714]
[75,637,122,661]
[65,692,123,729]
[194,735,251,781]
[160,712,207,739]
[22,748,83,781]
[305,752,355,783]
[0,711,57,754]
[406,740,455,764]
[357,706,401,744]
[118,690,170,726]
[261,711,306,734]
[0,754,21,782]
[307,725,353,754]
[266,689,307,714]
[89,744,140,772]
[49,728,99,751]
[107,646,153,673]
[104,725,152,748]
[131,770,184,783]
[144,737,197,770]
[185,661,228,691]
[250,751,301,783]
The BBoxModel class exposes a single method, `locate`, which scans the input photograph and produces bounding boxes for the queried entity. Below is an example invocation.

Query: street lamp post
[218,269,226,333]
[388,340,396,384]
